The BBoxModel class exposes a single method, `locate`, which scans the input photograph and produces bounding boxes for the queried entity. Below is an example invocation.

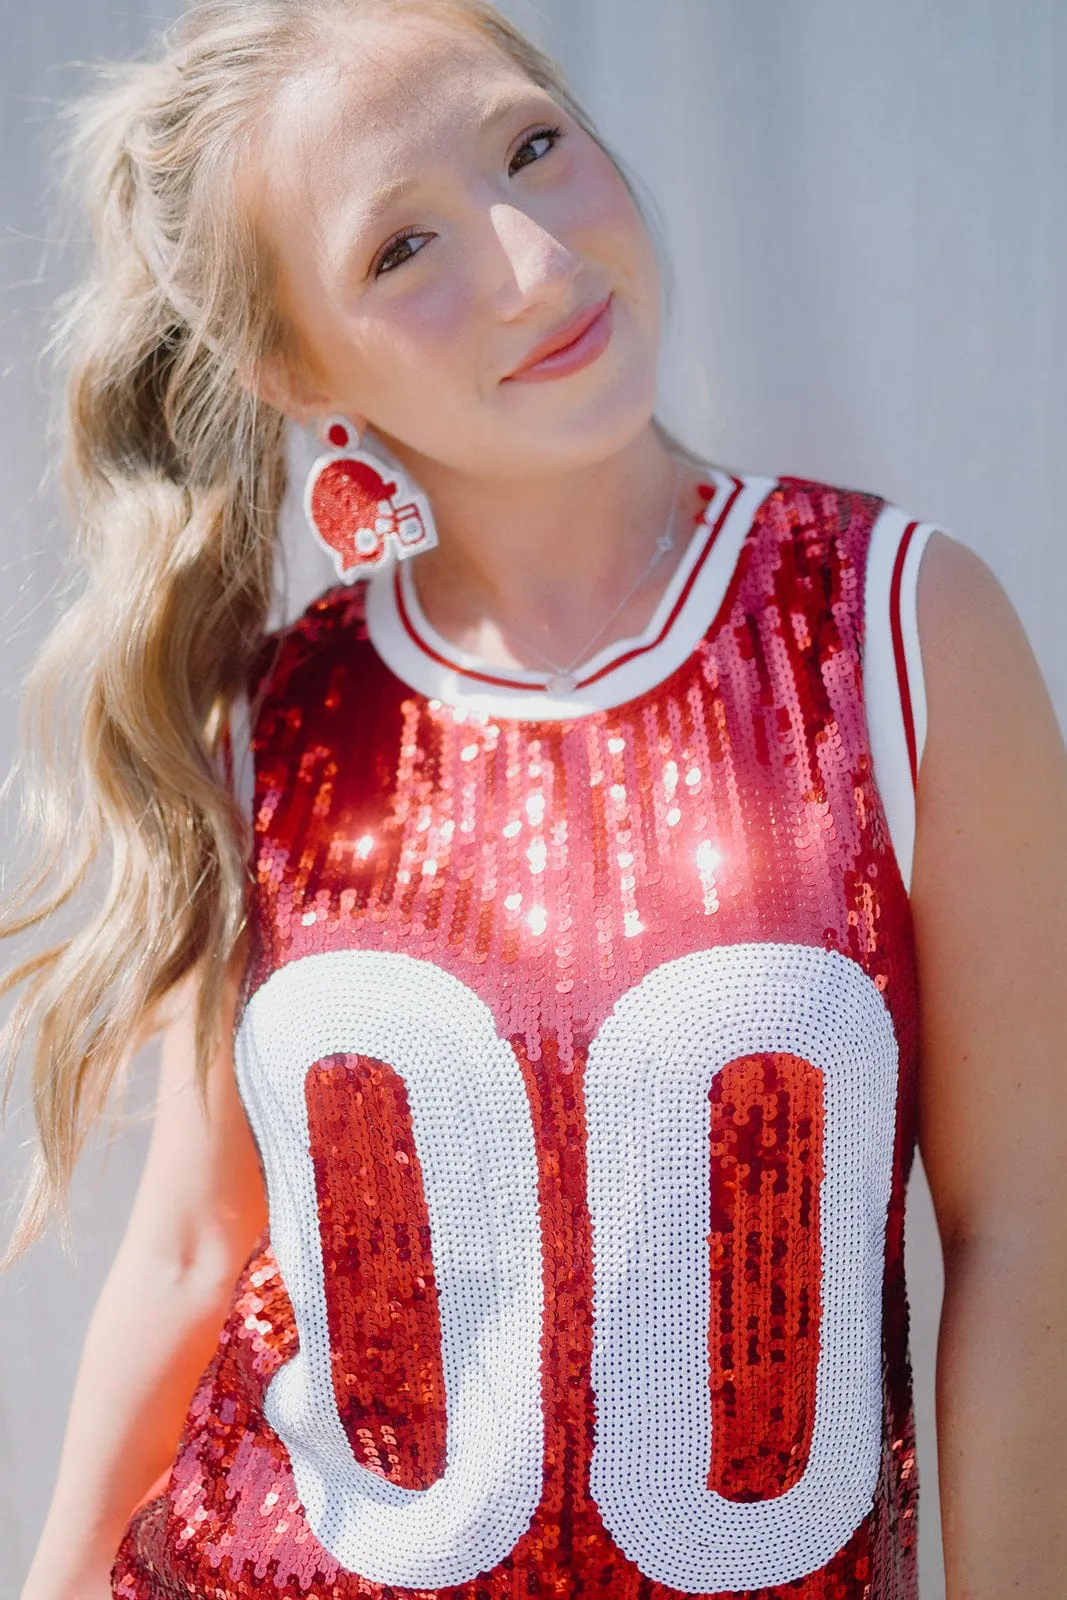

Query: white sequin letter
[585,943,898,1591]
[235,950,545,1589]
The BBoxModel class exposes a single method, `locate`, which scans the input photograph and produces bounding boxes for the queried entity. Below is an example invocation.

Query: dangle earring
[303,415,438,581]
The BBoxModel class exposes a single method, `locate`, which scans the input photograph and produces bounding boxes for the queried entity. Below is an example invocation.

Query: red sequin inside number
[306,1051,448,1491]
[708,1052,825,1500]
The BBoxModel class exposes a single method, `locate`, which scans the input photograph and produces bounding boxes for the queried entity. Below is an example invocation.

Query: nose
[486,201,582,316]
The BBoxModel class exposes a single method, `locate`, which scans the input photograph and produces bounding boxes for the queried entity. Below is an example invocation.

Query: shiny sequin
[112,475,920,1599]
[305,419,437,577]
[707,1053,824,1501]
[307,1052,447,1491]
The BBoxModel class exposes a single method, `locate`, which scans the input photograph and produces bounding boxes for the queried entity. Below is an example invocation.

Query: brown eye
[509,125,565,175]
[373,229,430,278]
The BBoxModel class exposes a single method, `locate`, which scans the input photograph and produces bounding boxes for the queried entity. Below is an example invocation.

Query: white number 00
[234,944,897,1593]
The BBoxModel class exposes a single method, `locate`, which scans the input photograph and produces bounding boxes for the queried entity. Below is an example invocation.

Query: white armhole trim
[226,686,256,828]
[863,508,941,894]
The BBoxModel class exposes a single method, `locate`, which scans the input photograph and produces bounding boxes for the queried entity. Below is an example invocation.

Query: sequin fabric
[706,1052,824,1503]
[113,476,920,1599]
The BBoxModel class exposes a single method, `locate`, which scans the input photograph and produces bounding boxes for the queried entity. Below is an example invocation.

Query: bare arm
[20,946,268,1600]
[910,534,1067,1598]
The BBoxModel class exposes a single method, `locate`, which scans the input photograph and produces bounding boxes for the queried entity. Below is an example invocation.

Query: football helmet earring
[302,415,439,580]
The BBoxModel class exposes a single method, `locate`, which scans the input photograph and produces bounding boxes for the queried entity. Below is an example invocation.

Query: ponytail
[0,38,287,1262]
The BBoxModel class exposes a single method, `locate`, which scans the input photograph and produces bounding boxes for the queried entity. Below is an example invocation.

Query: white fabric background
[2,3,1064,1595]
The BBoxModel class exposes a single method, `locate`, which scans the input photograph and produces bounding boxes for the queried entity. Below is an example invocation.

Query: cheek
[569,162,659,296]
[386,283,473,358]
[349,282,475,398]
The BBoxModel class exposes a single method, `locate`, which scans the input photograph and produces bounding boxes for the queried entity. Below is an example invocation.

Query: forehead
[262,13,546,213]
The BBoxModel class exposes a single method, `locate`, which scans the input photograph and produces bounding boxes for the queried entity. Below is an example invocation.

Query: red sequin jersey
[113,470,933,1599]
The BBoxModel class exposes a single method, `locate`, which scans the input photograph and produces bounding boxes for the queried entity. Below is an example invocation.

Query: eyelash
[372,124,566,278]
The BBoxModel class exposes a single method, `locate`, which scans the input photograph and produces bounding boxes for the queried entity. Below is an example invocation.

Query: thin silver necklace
[496,458,684,696]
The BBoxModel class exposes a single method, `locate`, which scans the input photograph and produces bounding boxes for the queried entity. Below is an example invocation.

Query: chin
[504,354,658,458]
[541,368,659,459]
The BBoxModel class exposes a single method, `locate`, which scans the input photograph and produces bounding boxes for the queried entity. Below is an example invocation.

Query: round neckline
[364,467,776,721]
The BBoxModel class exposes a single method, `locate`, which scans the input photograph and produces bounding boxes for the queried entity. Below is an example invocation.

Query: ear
[246,345,356,431]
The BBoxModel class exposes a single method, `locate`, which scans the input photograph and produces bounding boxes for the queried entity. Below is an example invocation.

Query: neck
[371,424,697,670]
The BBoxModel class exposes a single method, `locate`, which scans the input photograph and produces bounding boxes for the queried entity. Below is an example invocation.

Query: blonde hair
[0,0,705,1262]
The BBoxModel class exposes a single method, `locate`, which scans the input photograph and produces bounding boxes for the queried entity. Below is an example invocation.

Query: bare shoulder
[913,528,1065,880]
[915,529,1061,753]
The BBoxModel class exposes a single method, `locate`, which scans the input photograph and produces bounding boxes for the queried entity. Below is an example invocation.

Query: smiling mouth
[503,294,615,383]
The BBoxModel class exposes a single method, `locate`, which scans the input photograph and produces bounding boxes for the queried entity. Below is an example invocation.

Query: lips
[504,294,613,380]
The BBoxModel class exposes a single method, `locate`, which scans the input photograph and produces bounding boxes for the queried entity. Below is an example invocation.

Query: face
[251,11,664,480]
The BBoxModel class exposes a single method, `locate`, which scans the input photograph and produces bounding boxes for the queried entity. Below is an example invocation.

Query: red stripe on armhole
[889,522,920,790]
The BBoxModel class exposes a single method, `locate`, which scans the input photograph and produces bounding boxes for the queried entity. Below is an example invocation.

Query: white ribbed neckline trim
[364,468,776,721]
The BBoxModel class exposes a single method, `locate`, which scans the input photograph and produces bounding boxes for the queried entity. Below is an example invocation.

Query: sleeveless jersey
[112,470,938,1600]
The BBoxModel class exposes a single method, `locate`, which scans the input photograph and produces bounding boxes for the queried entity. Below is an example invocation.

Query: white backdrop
[3,3,1065,1595]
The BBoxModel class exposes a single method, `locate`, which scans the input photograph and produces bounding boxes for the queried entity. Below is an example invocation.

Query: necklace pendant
[546,671,579,695]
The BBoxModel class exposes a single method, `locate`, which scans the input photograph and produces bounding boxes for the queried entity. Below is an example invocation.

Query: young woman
[8,2,1067,1597]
